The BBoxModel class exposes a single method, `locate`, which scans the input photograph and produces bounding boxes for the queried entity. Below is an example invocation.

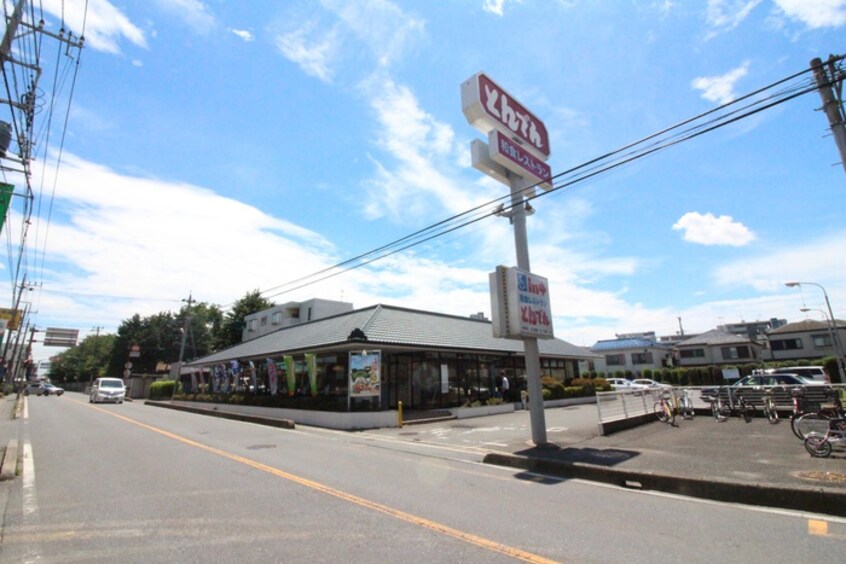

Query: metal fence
[595,384,846,433]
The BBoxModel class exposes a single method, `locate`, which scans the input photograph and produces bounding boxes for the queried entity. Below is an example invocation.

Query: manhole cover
[796,471,846,483]
[398,432,419,436]
[246,444,276,450]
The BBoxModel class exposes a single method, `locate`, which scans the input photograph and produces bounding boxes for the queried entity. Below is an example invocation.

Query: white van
[89,377,126,404]
[771,366,830,383]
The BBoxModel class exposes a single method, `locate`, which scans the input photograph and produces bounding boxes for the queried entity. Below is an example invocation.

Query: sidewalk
[0,393,21,480]
[483,413,846,518]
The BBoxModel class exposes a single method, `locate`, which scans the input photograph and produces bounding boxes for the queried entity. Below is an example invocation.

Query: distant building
[242,298,354,342]
[718,318,786,341]
[675,329,762,367]
[589,337,673,374]
[764,318,846,363]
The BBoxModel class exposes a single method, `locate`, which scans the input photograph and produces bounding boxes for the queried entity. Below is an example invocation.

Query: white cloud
[705,0,762,33]
[672,212,756,246]
[231,29,254,42]
[772,0,846,28]
[360,75,485,221]
[274,20,340,83]
[321,0,425,68]
[713,231,846,292]
[153,0,216,34]
[41,0,147,53]
[691,61,750,104]
[39,154,334,307]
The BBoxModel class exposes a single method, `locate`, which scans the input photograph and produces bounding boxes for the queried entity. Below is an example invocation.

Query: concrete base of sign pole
[524,336,549,446]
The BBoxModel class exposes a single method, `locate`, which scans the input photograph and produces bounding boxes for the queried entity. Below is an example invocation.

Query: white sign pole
[508,173,548,446]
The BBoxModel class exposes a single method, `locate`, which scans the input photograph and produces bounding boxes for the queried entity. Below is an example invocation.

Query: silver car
[89,377,126,404]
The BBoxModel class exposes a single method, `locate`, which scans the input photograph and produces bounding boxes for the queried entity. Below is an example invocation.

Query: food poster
[306,353,318,396]
[284,355,296,397]
[349,351,381,397]
[267,358,278,395]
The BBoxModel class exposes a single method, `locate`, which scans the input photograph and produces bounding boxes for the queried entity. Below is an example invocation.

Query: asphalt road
[2,393,845,563]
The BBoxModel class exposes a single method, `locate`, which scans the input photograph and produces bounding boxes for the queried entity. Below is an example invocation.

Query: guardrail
[595,384,846,435]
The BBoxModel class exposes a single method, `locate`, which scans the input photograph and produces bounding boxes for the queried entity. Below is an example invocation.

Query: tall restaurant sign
[461,72,550,160]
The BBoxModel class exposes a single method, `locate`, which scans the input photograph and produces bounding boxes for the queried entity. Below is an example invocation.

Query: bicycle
[792,389,844,440]
[703,387,729,422]
[804,417,846,458]
[654,390,675,426]
[678,388,695,420]
[760,386,779,424]
[732,391,755,423]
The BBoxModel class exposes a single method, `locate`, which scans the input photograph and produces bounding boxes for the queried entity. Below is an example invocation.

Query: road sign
[129,344,140,358]
[124,362,133,369]
[43,327,79,347]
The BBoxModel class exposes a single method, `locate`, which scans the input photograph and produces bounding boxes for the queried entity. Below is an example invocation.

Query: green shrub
[150,380,176,399]
[541,376,566,399]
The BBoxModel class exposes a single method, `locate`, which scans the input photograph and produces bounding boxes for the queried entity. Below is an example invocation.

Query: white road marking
[22,440,42,563]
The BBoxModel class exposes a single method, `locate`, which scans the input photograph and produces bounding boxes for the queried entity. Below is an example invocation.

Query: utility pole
[2,2,85,382]
[173,292,195,397]
[810,56,846,174]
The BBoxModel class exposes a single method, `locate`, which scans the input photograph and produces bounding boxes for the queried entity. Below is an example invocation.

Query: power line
[219,57,838,310]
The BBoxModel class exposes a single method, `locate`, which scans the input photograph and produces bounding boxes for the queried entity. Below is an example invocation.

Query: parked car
[89,377,126,404]
[630,378,671,389]
[43,383,64,396]
[771,366,830,383]
[700,373,829,406]
[606,378,634,390]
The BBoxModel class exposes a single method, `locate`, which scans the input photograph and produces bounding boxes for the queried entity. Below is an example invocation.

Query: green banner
[0,183,13,232]
[284,355,295,397]
[305,353,317,396]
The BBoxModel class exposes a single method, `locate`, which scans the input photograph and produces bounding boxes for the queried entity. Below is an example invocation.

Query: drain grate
[796,471,846,483]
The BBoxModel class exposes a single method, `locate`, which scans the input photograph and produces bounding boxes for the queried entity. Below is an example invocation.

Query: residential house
[675,329,762,367]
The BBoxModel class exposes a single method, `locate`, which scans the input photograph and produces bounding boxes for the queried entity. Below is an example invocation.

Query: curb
[145,400,296,430]
[483,452,846,518]
[0,439,18,481]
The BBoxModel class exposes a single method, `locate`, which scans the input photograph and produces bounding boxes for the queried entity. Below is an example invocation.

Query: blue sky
[3,0,845,363]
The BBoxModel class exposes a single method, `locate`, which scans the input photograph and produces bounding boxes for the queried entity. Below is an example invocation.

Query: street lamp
[786,281,846,382]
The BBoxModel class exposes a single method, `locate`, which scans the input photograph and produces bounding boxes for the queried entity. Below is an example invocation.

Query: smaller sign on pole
[488,130,552,190]
[490,266,554,340]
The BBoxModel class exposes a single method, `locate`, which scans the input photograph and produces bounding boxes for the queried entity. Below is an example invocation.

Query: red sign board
[489,130,552,190]
[462,72,550,160]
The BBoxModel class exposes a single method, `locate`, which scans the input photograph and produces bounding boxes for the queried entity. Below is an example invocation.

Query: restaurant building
[185,303,597,413]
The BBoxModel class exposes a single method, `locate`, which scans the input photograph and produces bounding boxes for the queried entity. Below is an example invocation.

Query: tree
[107,312,181,375]
[106,300,224,375]
[175,301,223,362]
[49,334,116,385]
[215,290,274,350]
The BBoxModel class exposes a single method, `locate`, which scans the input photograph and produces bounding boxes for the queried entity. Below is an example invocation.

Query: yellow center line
[86,401,560,564]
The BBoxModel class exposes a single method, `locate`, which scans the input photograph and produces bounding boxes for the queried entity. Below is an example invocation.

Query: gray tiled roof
[768,319,846,334]
[676,329,754,346]
[188,304,597,366]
